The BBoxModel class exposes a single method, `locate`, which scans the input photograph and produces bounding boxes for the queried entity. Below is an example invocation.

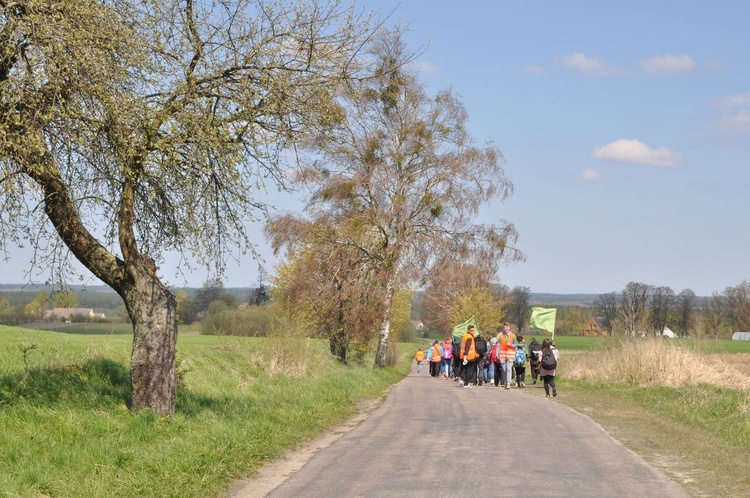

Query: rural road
[230,369,688,498]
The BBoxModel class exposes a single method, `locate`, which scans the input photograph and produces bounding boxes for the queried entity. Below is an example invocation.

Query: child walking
[415,348,424,373]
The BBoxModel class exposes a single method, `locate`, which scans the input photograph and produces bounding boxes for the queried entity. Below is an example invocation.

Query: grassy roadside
[547,339,750,498]
[0,325,412,497]
[555,383,750,497]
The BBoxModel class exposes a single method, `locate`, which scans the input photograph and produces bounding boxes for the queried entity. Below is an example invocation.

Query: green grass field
[0,325,410,497]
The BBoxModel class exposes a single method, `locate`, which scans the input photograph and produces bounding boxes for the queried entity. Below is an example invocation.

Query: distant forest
[0,284,257,314]
[0,284,598,314]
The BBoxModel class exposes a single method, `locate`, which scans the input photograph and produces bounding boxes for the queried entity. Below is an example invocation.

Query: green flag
[451,316,480,339]
[529,307,557,336]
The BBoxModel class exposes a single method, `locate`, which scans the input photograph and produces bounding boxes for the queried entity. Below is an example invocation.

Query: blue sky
[3,1,749,296]
[379,0,750,296]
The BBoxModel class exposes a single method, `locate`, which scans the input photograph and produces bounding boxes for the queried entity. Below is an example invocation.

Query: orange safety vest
[460,333,477,361]
[431,345,442,362]
[499,332,517,362]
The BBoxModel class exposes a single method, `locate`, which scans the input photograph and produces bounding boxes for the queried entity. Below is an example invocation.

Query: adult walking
[460,325,479,388]
[498,322,517,390]
[528,337,542,385]
[474,331,488,386]
[537,339,560,397]
[427,340,443,378]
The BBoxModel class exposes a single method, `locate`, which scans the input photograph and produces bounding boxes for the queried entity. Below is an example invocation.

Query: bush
[200,305,277,337]
[393,320,416,343]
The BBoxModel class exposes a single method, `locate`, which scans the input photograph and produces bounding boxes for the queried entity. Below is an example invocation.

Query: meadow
[0,325,410,497]
[1,326,748,497]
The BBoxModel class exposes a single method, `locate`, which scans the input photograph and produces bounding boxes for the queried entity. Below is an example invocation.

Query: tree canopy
[267,32,521,365]
[1,0,382,414]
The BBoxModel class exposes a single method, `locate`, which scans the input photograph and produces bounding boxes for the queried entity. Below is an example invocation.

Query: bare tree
[267,32,521,367]
[738,301,750,332]
[649,286,675,336]
[0,0,381,414]
[594,292,619,335]
[722,281,750,333]
[675,289,698,338]
[619,282,651,337]
[507,286,531,333]
[703,292,724,339]
[423,251,510,331]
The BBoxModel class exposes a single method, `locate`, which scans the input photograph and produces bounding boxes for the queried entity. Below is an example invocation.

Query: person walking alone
[414,348,424,373]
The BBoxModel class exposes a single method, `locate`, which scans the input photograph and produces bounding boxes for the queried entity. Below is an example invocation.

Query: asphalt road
[246,369,688,497]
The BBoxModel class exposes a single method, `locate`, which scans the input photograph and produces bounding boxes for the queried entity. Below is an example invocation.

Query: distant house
[582,317,610,337]
[659,326,676,339]
[45,308,106,322]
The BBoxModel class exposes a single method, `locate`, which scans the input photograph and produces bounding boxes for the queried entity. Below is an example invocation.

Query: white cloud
[717,110,750,131]
[410,60,441,75]
[638,54,695,74]
[591,139,682,167]
[581,169,601,181]
[521,65,545,75]
[561,52,619,76]
[713,93,750,108]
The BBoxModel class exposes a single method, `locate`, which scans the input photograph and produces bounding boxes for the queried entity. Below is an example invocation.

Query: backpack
[443,345,453,360]
[514,347,526,366]
[475,336,487,356]
[541,348,557,370]
[529,343,541,364]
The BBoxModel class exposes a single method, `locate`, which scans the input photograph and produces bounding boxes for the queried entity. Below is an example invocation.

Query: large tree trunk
[20,131,179,415]
[373,281,395,368]
[119,259,178,415]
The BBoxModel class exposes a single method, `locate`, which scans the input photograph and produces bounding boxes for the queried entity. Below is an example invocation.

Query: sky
[3,1,750,296]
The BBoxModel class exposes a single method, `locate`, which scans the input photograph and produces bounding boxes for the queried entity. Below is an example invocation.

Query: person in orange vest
[498,322,517,390]
[460,325,479,388]
[427,340,443,377]
[414,348,425,373]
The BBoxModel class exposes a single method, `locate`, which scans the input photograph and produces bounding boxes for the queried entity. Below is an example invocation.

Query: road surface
[230,369,687,498]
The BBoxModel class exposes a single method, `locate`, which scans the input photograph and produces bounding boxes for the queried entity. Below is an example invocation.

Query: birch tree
[267,33,520,367]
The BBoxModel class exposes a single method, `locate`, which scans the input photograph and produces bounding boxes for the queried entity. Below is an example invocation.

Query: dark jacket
[528,338,541,365]
[475,336,488,357]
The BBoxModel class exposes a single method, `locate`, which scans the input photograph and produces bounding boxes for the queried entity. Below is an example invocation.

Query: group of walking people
[415,322,560,398]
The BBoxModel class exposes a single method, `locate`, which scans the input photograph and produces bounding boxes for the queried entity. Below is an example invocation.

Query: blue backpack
[514,346,526,365]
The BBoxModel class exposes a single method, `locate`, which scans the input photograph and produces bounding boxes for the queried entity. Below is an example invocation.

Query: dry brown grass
[564,338,750,391]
